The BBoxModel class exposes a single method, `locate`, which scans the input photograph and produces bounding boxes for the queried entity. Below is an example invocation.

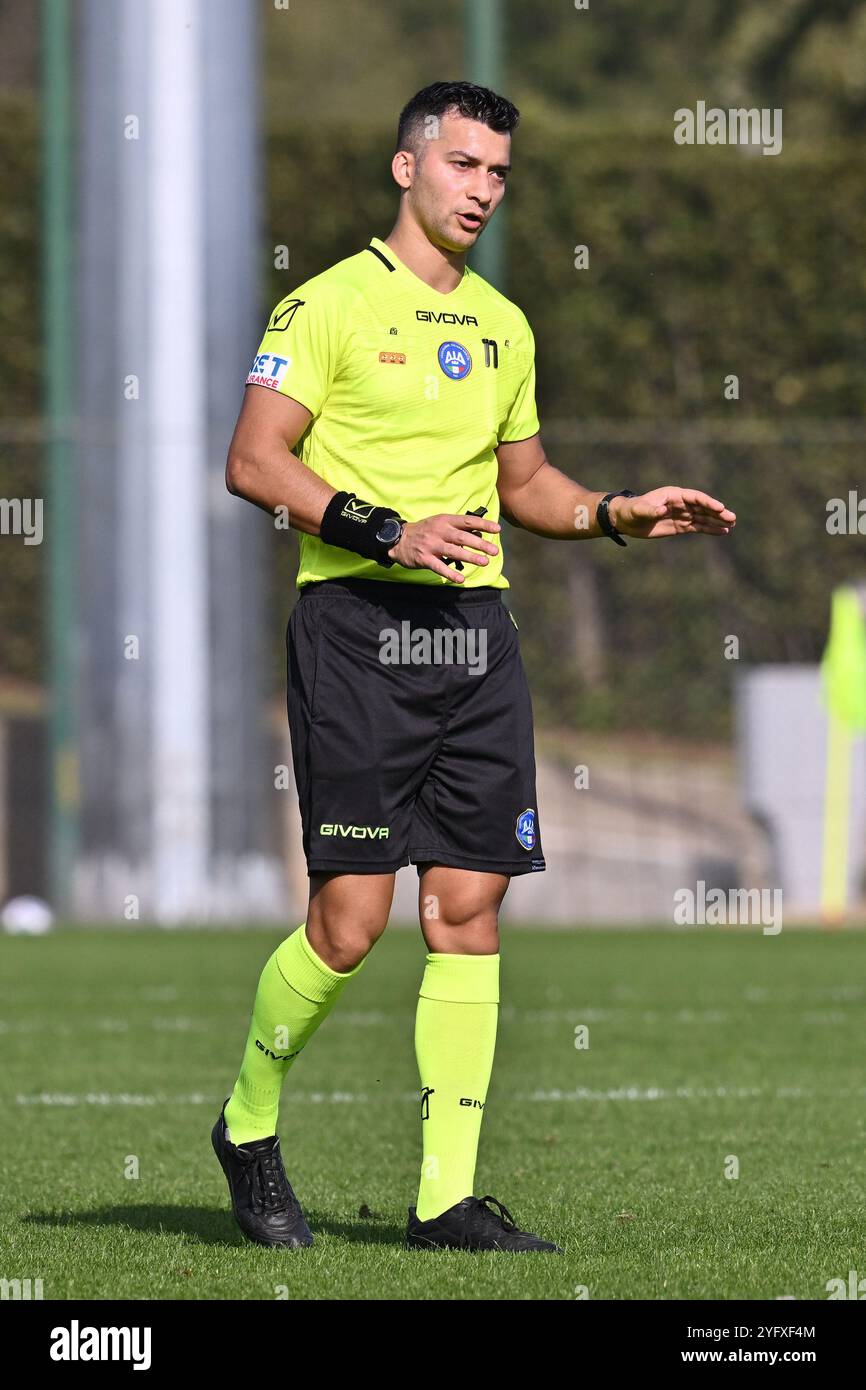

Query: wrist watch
[597,490,636,547]
[374,515,405,568]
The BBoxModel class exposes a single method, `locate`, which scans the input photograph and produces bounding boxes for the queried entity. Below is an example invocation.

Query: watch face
[375,517,402,546]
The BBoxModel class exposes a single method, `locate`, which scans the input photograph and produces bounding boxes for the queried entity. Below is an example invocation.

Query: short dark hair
[396,80,519,158]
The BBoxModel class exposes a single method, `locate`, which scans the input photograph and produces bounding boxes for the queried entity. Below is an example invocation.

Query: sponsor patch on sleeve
[246,351,292,390]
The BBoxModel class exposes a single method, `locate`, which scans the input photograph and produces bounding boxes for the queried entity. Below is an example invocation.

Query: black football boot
[407,1194,563,1252]
[211,1099,313,1248]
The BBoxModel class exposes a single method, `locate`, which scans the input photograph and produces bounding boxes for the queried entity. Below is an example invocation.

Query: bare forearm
[226,440,334,535]
[498,460,617,539]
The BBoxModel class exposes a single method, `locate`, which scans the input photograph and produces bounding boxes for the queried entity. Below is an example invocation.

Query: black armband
[319,491,405,568]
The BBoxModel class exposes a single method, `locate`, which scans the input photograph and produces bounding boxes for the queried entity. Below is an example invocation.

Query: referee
[213,81,736,1253]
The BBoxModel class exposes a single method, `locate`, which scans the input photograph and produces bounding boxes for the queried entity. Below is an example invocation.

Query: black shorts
[286,578,546,877]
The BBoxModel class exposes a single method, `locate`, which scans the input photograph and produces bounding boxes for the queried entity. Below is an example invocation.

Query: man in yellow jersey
[212,81,737,1253]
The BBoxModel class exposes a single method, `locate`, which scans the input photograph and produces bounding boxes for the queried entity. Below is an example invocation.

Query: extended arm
[496,433,736,539]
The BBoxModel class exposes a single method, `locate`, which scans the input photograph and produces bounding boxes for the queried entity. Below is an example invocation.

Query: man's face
[402,110,511,253]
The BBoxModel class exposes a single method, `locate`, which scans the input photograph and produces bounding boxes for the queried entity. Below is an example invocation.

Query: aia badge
[437,340,472,379]
[515,808,537,852]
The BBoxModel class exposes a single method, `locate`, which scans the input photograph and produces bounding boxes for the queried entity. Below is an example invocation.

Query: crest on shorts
[515,807,536,851]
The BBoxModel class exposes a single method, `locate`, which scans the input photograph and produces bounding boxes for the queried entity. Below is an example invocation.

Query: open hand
[611,488,736,539]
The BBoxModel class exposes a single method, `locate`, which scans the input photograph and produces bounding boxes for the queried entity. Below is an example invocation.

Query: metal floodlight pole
[42,0,78,915]
[465,0,505,290]
[147,0,210,920]
[76,0,270,924]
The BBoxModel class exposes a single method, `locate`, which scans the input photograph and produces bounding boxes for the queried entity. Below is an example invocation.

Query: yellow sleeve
[498,319,539,444]
[246,283,343,417]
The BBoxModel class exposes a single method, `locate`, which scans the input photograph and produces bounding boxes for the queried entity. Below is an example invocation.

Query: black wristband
[319,491,405,568]
[596,489,636,547]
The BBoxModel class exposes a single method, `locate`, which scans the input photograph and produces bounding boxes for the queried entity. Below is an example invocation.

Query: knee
[425,903,501,955]
[305,904,386,973]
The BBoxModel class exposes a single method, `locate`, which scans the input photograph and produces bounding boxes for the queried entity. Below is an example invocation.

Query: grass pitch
[1,924,864,1300]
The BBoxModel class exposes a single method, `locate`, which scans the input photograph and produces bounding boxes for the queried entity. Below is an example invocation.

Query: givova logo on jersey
[437,340,472,380]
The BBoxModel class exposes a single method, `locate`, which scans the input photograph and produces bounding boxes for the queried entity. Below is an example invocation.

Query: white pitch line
[1,993,862,1038]
[12,1091,371,1107]
[13,1083,841,1108]
[528,1085,771,1102]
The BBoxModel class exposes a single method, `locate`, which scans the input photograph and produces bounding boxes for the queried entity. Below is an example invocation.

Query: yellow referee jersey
[246,235,539,588]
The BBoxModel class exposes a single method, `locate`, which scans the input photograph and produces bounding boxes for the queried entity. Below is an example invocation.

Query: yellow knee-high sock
[414,952,500,1222]
[224,923,365,1145]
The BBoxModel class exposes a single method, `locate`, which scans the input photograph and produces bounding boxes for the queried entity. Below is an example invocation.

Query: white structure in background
[1,896,55,936]
[76,0,283,921]
[736,667,866,917]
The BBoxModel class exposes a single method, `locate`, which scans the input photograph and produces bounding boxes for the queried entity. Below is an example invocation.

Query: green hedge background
[2,0,864,736]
